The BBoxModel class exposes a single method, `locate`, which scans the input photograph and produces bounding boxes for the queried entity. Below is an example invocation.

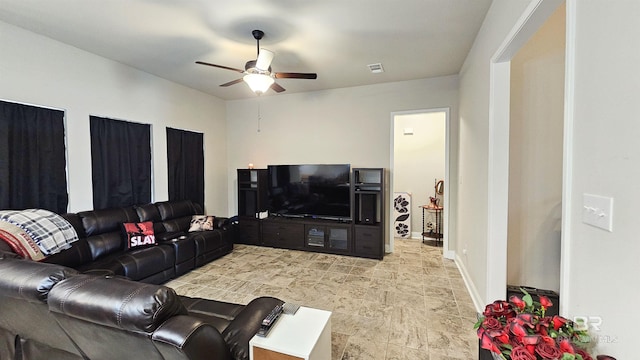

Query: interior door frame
[485,0,567,304]
[389,107,452,259]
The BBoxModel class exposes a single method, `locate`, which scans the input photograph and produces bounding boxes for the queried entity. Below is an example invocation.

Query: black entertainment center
[236,165,385,259]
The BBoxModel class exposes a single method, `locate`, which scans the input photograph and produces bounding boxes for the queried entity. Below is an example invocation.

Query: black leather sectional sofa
[0,254,283,360]
[36,199,233,284]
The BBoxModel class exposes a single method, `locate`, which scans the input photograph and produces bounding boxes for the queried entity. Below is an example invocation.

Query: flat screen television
[267,164,351,221]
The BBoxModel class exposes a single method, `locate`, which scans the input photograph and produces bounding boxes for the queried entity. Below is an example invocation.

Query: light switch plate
[582,194,613,232]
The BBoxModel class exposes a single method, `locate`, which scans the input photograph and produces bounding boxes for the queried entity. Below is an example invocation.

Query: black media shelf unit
[352,168,385,259]
[235,167,385,259]
[237,169,268,246]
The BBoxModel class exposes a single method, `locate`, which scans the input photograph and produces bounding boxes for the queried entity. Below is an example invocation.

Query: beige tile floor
[165,238,479,360]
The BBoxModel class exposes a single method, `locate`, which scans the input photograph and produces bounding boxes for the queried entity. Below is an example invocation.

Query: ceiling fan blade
[271,82,286,93]
[255,49,274,71]
[195,61,245,74]
[274,72,318,79]
[219,78,244,87]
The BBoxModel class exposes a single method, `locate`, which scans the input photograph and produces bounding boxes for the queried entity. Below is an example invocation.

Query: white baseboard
[454,253,484,314]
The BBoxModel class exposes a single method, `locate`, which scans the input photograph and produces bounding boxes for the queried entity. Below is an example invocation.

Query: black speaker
[359,194,377,224]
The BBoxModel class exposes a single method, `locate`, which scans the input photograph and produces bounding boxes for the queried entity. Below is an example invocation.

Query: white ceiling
[0,0,492,101]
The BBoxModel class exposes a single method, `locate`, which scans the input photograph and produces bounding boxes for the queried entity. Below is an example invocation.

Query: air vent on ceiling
[367,63,384,73]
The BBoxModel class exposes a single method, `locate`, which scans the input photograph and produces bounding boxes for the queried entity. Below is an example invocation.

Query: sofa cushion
[190,229,233,267]
[156,200,198,221]
[85,232,125,260]
[152,316,233,360]
[156,200,199,233]
[18,340,83,360]
[134,203,161,222]
[48,274,187,333]
[78,207,138,237]
[179,296,245,333]
[44,239,94,268]
[0,258,84,357]
[76,256,124,276]
[0,257,78,303]
[163,216,192,233]
[134,203,166,235]
[47,274,191,360]
[0,328,15,360]
[118,244,175,281]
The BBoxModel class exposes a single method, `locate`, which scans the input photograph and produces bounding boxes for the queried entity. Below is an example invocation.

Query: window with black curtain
[90,116,151,210]
[166,127,204,208]
[0,101,69,213]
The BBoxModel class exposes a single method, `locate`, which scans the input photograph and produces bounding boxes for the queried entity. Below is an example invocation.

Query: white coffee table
[249,306,331,360]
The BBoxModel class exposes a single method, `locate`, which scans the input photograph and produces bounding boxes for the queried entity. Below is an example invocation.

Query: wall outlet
[582,193,613,232]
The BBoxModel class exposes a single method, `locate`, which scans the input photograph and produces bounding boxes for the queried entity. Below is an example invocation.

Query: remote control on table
[261,304,283,326]
[256,304,283,337]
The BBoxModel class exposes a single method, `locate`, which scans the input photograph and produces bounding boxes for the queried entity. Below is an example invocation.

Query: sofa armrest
[222,297,283,360]
[152,315,232,360]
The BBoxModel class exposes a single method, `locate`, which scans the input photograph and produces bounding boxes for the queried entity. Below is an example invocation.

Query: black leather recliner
[40,200,232,284]
[0,257,283,360]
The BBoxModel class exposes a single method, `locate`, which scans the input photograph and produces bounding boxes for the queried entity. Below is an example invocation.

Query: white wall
[459,0,637,356]
[393,112,446,236]
[456,0,534,304]
[563,1,640,357]
[0,21,229,214]
[225,76,459,249]
[507,4,565,293]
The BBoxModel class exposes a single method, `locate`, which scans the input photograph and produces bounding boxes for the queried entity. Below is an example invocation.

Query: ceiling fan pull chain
[257,100,261,133]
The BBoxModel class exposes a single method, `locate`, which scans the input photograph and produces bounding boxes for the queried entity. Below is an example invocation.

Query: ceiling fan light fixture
[255,48,274,71]
[243,73,275,94]
[196,30,316,95]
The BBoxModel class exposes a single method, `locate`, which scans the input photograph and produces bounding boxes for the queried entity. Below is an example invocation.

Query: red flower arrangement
[475,289,615,360]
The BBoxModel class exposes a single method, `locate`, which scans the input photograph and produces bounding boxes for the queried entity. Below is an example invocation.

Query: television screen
[267,164,351,220]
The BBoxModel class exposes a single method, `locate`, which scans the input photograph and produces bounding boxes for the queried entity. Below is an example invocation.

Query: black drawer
[238,219,260,245]
[262,222,304,249]
[354,226,381,258]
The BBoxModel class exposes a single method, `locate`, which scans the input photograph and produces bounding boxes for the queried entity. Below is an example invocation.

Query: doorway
[485,0,566,303]
[389,108,451,258]
[507,3,565,298]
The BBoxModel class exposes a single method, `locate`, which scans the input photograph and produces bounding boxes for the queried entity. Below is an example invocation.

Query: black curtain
[166,127,204,208]
[90,116,151,210]
[0,101,68,213]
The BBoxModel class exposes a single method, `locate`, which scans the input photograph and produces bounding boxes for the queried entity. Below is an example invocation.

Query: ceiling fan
[196,30,318,94]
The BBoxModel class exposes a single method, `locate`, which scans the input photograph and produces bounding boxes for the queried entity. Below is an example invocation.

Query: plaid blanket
[0,209,79,257]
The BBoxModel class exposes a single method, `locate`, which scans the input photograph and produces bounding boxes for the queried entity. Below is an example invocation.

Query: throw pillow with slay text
[123,221,157,249]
